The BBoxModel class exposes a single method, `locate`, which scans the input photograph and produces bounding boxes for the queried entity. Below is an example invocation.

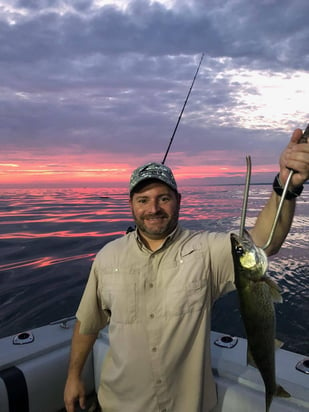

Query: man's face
[130,182,181,241]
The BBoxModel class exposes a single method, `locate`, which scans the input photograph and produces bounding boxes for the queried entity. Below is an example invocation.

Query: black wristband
[272,173,303,200]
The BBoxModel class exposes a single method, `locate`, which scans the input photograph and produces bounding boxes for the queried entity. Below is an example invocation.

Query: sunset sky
[1,0,309,188]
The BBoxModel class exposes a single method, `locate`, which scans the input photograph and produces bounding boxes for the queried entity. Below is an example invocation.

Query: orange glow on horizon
[0,151,279,187]
[174,163,279,180]
[0,157,131,187]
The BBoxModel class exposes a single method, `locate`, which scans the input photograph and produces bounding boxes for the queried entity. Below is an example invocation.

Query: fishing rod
[161,53,204,164]
[126,54,204,234]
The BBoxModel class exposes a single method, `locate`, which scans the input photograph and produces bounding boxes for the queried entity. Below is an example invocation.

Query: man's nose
[147,199,161,213]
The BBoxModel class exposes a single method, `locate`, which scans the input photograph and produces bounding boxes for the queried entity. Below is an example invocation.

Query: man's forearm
[249,127,308,256]
[250,191,296,256]
[67,320,98,379]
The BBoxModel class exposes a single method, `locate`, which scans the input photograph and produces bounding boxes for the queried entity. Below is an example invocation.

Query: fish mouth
[230,232,239,245]
[230,230,256,262]
[231,229,251,240]
[230,229,252,249]
[231,230,268,272]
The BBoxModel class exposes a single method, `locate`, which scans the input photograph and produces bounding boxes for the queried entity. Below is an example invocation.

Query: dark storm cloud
[2,0,308,67]
[0,6,220,62]
[0,0,308,166]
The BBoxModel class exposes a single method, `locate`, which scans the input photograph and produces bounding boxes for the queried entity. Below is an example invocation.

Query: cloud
[0,0,308,186]
[3,0,308,67]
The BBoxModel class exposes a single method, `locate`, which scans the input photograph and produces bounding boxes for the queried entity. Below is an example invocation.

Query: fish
[230,229,290,412]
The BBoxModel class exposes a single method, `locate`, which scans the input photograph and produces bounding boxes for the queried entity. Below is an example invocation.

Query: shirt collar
[134,224,181,252]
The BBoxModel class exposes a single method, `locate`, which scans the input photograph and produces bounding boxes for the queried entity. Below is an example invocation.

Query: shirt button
[150,313,155,319]
[152,347,157,352]
[149,282,154,288]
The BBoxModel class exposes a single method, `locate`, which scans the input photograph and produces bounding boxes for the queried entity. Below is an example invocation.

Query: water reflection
[0,185,308,354]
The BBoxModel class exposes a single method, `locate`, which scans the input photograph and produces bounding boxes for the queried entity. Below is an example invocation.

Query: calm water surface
[0,185,308,355]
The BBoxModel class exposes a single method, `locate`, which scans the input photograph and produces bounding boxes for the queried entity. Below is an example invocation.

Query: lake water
[0,185,308,355]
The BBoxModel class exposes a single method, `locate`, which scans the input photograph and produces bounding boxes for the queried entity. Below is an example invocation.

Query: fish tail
[275,384,291,398]
[265,384,291,411]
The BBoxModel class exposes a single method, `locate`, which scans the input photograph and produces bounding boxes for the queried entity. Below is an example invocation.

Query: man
[64,128,309,412]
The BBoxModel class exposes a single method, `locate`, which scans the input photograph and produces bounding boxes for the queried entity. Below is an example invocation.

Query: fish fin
[247,348,257,367]
[275,338,284,349]
[264,277,283,303]
[275,384,291,398]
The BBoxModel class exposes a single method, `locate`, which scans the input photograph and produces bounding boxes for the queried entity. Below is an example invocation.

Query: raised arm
[250,128,309,256]
[64,320,98,412]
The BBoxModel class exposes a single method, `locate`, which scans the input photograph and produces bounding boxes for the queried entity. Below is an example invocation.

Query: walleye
[230,229,290,412]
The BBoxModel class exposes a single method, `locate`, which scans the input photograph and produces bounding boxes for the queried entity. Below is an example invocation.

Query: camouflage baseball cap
[129,162,177,193]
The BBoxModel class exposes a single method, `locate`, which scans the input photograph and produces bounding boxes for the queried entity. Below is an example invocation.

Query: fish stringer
[239,155,252,238]
[262,124,309,250]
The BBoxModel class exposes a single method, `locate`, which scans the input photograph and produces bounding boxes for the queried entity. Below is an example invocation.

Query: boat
[0,316,308,412]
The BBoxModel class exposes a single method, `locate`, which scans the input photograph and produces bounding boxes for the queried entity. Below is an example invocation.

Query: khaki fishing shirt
[76,225,235,412]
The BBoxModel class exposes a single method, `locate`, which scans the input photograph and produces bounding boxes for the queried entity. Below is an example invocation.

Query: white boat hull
[0,319,308,412]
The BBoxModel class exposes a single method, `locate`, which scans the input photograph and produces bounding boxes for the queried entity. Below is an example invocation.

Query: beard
[132,209,179,240]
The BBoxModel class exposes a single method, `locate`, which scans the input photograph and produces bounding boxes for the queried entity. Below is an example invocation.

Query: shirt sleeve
[207,231,235,301]
[76,257,109,334]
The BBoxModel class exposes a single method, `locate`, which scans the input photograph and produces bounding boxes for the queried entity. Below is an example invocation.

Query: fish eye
[235,245,243,255]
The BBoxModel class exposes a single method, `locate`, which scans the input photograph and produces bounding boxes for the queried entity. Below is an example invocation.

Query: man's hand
[279,128,309,188]
[64,376,86,412]
[63,321,98,412]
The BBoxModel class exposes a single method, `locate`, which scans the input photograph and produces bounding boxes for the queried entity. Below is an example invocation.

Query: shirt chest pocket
[165,278,207,316]
[100,279,137,324]
[165,248,208,316]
